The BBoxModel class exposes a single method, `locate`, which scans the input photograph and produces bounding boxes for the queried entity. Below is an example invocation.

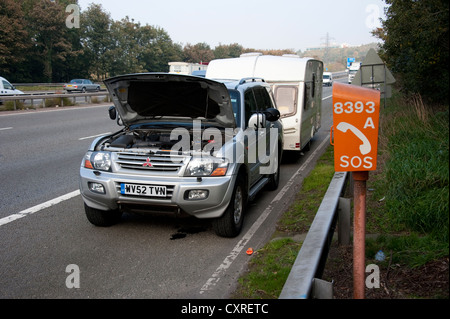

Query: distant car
[0,76,24,95]
[323,72,333,86]
[64,79,100,93]
[191,70,206,77]
[0,76,24,104]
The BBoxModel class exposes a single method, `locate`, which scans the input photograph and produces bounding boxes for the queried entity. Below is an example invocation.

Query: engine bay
[102,128,227,154]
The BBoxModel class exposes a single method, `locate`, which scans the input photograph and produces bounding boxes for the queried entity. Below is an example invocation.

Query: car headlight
[83,151,112,171]
[184,157,228,177]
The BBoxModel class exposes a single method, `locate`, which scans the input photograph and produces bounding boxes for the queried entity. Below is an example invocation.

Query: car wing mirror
[108,106,117,120]
[264,108,280,122]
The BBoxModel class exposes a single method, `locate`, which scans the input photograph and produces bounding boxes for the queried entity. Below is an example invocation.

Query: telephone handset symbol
[336,122,371,155]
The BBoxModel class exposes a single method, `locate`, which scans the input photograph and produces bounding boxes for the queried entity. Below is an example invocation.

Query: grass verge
[232,146,335,299]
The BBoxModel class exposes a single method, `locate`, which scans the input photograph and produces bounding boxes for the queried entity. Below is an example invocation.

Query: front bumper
[79,167,236,219]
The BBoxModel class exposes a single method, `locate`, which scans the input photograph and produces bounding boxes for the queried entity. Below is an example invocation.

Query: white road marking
[0,127,13,131]
[78,132,111,140]
[323,95,332,100]
[0,190,80,227]
[199,135,330,294]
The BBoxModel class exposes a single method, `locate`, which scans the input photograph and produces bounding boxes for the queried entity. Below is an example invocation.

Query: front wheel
[84,204,122,227]
[266,150,280,190]
[212,177,245,237]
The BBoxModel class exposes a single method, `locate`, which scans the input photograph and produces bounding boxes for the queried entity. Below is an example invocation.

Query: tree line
[0,0,295,83]
[373,0,448,104]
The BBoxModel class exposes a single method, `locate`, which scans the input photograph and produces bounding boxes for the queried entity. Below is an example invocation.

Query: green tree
[213,43,244,59]
[80,3,112,80]
[183,42,214,63]
[374,0,449,104]
[105,17,146,76]
[0,0,30,81]
[138,26,184,72]
[25,0,74,82]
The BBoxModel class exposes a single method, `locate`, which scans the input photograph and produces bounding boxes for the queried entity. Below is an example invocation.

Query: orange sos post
[331,82,380,299]
[332,83,380,172]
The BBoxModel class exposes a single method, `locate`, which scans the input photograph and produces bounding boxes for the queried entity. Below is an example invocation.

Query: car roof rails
[235,77,265,89]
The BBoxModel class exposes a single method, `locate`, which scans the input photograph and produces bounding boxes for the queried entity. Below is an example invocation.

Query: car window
[229,90,241,127]
[253,87,272,111]
[244,89,257,128]
[2,80,13,90]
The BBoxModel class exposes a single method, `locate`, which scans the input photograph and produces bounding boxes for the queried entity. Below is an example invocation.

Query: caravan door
[300,62,323,151]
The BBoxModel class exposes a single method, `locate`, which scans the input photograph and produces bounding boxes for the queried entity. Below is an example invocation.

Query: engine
[103,128,225,154]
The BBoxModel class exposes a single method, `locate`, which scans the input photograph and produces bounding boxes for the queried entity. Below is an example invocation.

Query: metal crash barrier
[0,92,110,111]
[279,171,349,299]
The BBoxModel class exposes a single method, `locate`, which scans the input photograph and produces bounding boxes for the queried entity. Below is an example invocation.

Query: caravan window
[304,73,316,110]
[274,86,297,116]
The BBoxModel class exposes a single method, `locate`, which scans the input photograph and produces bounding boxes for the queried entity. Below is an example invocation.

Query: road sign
[352,48,395,99]
[347,57,355,68]
[332,82,380,172]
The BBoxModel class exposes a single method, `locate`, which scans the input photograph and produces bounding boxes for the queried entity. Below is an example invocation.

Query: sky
[76,0,387,52]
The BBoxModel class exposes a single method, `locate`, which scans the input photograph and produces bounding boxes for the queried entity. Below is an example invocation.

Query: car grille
[115,152,185,173]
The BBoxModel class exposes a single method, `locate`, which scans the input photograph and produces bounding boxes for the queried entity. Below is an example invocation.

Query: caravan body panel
[207,54,323,151]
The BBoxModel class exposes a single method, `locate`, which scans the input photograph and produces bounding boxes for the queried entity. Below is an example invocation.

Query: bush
[1,100,26,111]
[44,97,75,108]
[381,94,449,242]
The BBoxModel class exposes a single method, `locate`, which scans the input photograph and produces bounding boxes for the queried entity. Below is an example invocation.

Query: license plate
[120,183,167,197]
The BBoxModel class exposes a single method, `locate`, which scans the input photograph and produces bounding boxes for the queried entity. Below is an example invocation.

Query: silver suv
[79,73,283,237]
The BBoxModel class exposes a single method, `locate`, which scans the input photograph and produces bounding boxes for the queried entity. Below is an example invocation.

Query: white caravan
[206,53,323,152]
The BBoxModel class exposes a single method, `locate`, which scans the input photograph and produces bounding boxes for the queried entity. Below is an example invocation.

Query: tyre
[84,204,122,227]
[266,149,280,190]
[303,139,311,152]
[212,176,245,237]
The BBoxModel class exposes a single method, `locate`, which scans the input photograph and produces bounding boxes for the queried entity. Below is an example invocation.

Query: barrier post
[352,170,368,299]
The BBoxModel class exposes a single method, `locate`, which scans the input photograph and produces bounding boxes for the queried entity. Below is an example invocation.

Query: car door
[244,89,260,186]
[253,87,274,172]
[83,80,90,91]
